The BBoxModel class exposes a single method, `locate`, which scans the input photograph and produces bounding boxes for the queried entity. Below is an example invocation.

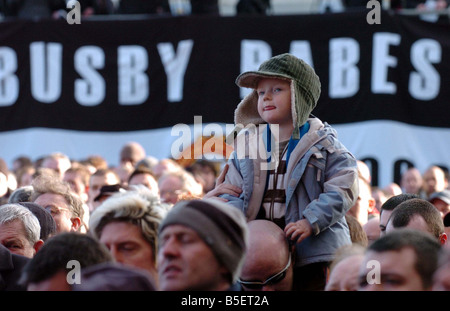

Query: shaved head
[240,220,293,291]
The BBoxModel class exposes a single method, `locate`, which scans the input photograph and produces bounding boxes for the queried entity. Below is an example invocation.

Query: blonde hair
[89,185,168,263]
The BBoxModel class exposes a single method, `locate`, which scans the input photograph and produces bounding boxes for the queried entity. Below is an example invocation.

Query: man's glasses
[238,256,291,290]
[44,205,70,217]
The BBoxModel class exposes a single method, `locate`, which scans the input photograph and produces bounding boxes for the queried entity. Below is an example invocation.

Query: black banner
[0,11,449,132]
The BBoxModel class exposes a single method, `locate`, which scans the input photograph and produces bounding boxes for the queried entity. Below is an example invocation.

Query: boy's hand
[284,219,313,244]
[203,183,243,202]
[203,164,243,202]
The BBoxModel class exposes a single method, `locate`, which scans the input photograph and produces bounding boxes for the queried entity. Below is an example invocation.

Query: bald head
[401,167,422,195]
[246,220,289,259]
[120,142,146,167]
[423,166,448,197]
[240,220,293,291]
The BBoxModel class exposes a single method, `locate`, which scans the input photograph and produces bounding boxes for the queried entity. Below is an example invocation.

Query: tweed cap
[234,53,321,139]
[159,199,248,284]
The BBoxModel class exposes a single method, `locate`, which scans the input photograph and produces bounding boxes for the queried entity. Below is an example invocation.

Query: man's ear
[439,233,448,246]
[33,239,44,254]
[70,217,82,232]
[368,197,376,213]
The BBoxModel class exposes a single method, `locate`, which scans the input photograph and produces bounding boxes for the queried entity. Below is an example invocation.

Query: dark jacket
[0,244,29,291]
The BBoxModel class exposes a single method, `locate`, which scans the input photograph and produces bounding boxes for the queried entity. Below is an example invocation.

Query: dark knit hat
[19,202,57,241]
[234,53,321,139]
[159,199,248,283]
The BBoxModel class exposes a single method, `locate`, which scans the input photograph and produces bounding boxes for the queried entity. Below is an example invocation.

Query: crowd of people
[0,142,449,292]
[1,0,448,20]
[1,52,450,292]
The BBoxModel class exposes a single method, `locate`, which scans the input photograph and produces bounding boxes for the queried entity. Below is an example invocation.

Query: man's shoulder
[0,245,29,291]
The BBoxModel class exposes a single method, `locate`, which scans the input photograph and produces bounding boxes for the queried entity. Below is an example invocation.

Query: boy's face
[256,78,293,128]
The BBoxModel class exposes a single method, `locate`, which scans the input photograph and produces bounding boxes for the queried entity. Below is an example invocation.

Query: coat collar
[0,244,14,271]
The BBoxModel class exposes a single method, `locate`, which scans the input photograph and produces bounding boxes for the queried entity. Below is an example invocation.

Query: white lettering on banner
[241,39,320,96]
[289,41,314,69]
[240,40,272,98]
[118,45,149,105]
[75,46,105,106]
[0,47,19,106]
[157,39,194,102]
[239,34,441,100]
[30,42,63,103]
[409,39,441,101]
[371,32,401,94]
[0,34,443,107]
[329,37,360,98]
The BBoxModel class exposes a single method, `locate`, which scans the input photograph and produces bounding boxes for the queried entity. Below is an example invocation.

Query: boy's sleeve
[302,150,359,235]
[218,153,245,209]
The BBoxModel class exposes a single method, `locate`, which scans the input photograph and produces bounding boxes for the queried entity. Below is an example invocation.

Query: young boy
[216,53,359,290]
